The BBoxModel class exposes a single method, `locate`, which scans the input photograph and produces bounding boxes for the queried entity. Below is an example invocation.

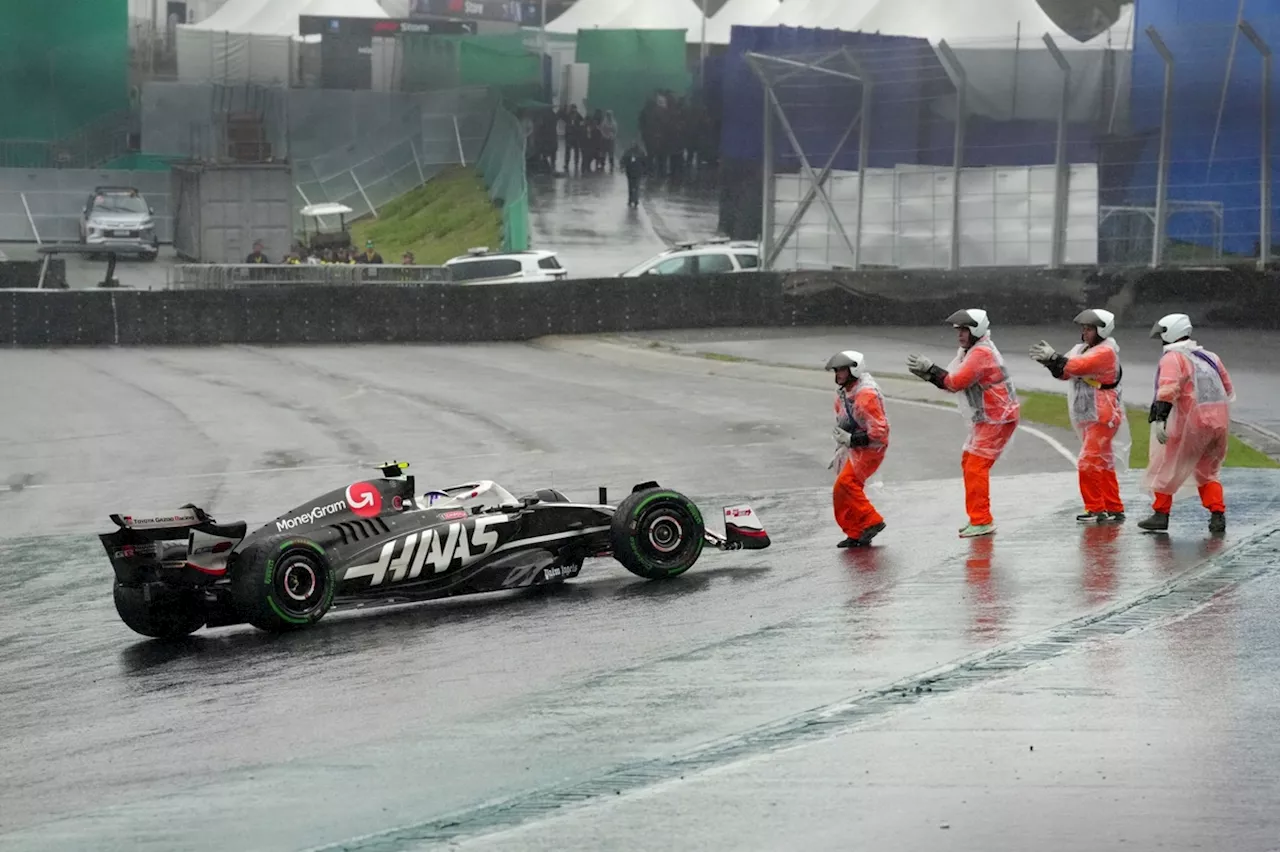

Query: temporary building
[704,0,781,46]
[176,0,390,84]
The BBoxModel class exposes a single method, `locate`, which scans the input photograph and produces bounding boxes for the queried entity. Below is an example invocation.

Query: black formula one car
[100,462,771,638]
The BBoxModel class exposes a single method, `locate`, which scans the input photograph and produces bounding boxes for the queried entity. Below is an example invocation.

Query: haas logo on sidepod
[343,515,508,587]
[345,482,382,519]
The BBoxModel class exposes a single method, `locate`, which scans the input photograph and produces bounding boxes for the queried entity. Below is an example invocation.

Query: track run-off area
[2,329,1279,851]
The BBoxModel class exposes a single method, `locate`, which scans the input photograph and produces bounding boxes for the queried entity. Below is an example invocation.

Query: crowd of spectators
[519,90,719,178]
[244,239,419,266]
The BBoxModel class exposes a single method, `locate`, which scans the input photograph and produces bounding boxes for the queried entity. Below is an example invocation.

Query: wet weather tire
[232,535,335,632]
[609,487,705,580]
[113,583,206,639]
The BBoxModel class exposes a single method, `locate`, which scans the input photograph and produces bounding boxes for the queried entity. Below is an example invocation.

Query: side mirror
[149,206,155,215]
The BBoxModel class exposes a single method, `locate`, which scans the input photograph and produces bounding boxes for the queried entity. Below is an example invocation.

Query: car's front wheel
[609,487,705,580]
[231,535,336,632]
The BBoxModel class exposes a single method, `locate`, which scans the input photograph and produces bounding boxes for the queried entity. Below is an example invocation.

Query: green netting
[402,34,541,102]
[474,106,529,252]
[99,153,179,171]
[0,0,128,142]
[401,34,461,91]
[574,30,692,147]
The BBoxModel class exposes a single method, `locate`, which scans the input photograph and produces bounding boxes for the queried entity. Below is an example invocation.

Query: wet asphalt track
[527,167,723,279]
[2,337,1280,851]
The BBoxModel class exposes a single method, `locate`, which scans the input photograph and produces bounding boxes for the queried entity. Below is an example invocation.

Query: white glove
[906,354,933,375]
[1155,420,1169,445]
[1029,340,1056,363]
[832,425,853,447]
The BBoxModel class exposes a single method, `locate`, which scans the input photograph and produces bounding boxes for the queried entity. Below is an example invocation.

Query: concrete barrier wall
[1,267,1277,347]
[0,260,67,289]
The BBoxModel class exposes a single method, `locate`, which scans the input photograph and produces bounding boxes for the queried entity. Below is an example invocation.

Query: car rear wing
[108,506,213,538]
[101,504,248,584]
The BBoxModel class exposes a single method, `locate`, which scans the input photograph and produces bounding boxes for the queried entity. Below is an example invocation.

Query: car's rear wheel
[113,582,206,639]
[231,535,335,632]
[609,487,705,580]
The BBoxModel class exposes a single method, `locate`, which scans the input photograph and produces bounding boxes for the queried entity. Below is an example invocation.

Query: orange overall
[1057,340,1127,514]
[1144,344,1234,514]
[833,379,890,539]
[943,340,1020,526]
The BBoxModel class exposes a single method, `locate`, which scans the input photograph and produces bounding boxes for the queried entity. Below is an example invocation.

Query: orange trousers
[1153,481,1224,514]
[961,422,1017,526]
[1078,422,1124,514]
[834,449,885,538]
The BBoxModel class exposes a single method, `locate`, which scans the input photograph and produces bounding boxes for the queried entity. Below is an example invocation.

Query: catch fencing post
[937,41,967,271]
[1146,26,1174,268]
[1240,21,1272,268]
[352,172,378,219]
[844,48,873,271]
[1044,34,1071,269]
[758,58,775,269]
[453,115,467,166]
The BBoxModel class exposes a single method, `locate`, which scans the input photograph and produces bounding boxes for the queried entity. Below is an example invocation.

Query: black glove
[1148,400,1173,424]
[923,365,949,390]
[850,431,871,447]
[1043,353,1069,379]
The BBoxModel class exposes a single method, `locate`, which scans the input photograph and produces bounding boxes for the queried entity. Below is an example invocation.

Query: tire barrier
[2,266,1277,347]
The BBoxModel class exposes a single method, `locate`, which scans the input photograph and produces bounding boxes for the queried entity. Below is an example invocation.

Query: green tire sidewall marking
[268,597,311,625]
[626,492,704,572]
[264,540,332,622]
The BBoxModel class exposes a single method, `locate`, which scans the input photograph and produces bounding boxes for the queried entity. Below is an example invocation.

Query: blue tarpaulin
[1130,0,1280,254]
[720,26,943,169]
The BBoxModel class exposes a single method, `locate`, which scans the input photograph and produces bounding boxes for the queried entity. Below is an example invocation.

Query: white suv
[620,239,760,277]
[444,248,568,284]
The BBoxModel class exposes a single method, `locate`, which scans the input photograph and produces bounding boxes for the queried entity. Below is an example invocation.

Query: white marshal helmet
[1073,308,1116,339]
[824,349,867,379]
[946,308,990,339]
[1150,312,1193,344]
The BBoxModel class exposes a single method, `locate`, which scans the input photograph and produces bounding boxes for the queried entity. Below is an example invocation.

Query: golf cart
[299,202,354,254]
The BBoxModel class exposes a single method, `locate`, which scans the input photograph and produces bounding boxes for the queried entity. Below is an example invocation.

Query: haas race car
[100,463,771,638]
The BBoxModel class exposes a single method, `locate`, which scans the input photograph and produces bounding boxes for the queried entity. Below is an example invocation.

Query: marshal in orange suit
[826,350,890,548]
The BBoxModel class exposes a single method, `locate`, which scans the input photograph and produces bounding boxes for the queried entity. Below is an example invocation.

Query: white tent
[853,0,1132,47]
[807,0,883,32]
[177,0,390,84]
[704,0,781,45]
[831,0,1133,123]
[546,0,707,35]
[763,0,849,28]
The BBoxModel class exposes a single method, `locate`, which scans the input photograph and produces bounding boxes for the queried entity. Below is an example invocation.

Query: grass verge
[1017,390,1278,470]
[678,343,1278,471]
[349,166,502,265]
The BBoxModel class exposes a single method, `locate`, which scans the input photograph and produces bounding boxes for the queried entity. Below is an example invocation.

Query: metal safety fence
[165,263,450,290]
[741,19,1280,272]
[292,94,497,228]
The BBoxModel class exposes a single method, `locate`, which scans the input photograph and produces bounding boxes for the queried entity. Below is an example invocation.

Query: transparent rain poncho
[1143,342,1235,496]
[831,373,889,487]
[1062,337,1132,475]
[944,337,1020,460]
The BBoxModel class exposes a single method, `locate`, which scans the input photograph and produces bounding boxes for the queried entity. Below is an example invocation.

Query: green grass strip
[350,166,502,265]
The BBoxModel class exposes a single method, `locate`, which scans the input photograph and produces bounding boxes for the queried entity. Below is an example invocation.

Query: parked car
[78,186,159,260]
[620,239,760,277]
[443,248,568,284]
